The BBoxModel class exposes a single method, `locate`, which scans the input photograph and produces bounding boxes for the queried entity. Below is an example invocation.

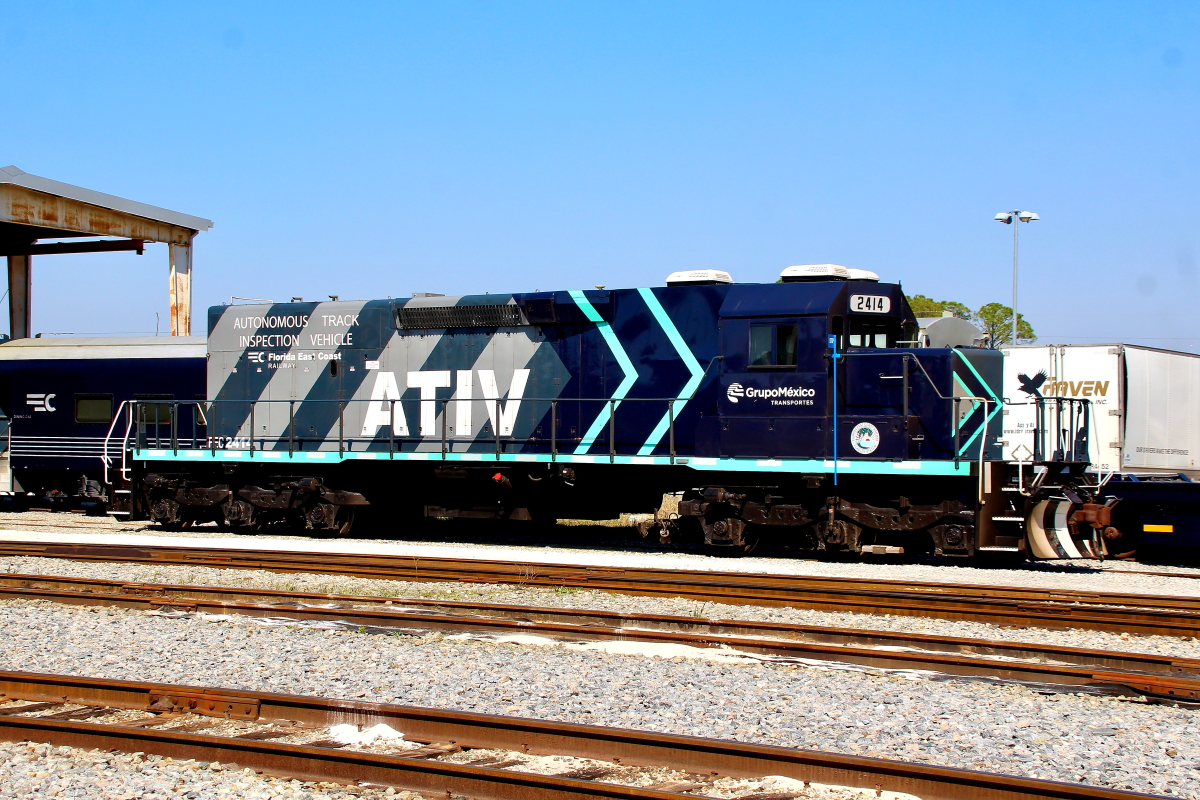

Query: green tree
[974,302,1036,347]
[906,294,972,319]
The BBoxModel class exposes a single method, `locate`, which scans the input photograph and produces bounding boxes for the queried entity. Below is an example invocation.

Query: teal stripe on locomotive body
[636,287,705,456]
[569,289,639,454]
[135,447,971,476]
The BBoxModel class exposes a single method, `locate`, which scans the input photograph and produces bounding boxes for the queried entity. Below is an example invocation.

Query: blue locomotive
[130,265,1106,557]
[0,336,206,513]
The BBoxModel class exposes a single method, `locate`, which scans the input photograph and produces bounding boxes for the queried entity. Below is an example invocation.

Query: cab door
[717,316,826,459]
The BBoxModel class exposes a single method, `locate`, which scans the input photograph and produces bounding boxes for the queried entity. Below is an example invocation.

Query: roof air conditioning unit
[665,269,734,286]
[779,264,851,282]
[846,268,880,281]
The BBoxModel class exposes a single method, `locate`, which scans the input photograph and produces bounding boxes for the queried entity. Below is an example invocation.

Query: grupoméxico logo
[726,383,816,406]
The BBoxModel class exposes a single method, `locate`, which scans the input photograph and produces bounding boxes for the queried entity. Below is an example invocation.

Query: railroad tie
[398,742,462,759]
[38,706,123,722]
[120,713,185,728]
[302,739,348,749]
[163,720,221,733]
[553,765,619,780]
[233,727,296,741]
[467,756,526,768]
[646,781,704,792]
[0,702,66,715]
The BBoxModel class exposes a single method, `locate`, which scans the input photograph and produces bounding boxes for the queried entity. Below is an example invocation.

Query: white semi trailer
[1001,343,1200,559]
[1001,343,1200,476]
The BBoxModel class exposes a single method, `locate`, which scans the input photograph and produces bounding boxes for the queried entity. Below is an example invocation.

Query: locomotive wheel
[701,516,759,557]
[221,498,256,533]
[335,506,355,536]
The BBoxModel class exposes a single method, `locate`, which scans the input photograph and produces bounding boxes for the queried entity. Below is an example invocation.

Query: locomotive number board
[850,294,890,313]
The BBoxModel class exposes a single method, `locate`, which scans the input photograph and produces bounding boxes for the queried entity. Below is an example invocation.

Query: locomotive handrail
[1002,397,1092,463]
[839,350,1002,464]
[138,396,700,464]
[100,400,136,487]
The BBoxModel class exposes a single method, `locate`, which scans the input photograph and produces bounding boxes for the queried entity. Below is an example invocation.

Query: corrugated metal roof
[0,166,213,233]
[0,336,206,360]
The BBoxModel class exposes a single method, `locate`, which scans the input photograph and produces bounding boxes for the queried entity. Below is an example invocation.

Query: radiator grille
[397,304,523,329]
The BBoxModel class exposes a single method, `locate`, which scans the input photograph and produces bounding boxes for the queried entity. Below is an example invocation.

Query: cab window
[749,324,798,367]
[847,317,895,348]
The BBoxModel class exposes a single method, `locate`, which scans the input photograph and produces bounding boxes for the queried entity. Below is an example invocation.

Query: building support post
[7,253,31,340]
[168,235,193,336]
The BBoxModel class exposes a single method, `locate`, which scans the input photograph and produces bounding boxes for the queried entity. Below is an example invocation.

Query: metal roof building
[0,166,212,338]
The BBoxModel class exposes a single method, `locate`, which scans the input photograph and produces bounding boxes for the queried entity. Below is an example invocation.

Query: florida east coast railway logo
[850,422,881,454]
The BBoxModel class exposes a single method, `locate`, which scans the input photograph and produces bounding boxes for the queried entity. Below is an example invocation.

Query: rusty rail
[1,539,1198,637]
[0,670,1171,800]
[1,573,1198,702]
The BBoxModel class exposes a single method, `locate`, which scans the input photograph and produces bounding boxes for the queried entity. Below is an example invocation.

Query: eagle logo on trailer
[1017,370,1048,398]
[850,422,880,455]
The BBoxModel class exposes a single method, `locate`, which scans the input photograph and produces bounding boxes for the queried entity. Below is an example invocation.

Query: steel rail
[1,540,1199,637]
[2,574,1198,702]
[0,670,1170,800]
[2,572,1195,674]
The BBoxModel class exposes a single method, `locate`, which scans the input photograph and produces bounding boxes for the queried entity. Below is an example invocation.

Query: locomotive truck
[127,265,1110,559]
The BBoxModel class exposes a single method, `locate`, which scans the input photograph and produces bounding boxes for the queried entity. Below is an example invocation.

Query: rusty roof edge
[0,165,213,233]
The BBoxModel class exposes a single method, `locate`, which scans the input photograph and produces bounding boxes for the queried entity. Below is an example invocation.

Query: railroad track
[2,538,1200,636]
[4,572,1199,704]
[0,669,1171,800]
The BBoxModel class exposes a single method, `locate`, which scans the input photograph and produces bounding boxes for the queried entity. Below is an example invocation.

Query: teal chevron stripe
[953,351,1003,457]
[636,287,704,456]
[569,290,639,454]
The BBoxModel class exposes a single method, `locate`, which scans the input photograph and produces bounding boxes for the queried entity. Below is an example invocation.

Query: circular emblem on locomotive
[850,422,881,455]
[726,382,745,403]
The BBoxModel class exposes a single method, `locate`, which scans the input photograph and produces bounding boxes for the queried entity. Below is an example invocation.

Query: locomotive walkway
[0,670,1172,800]
[1,572,1198,704]
[0,536,1198,637]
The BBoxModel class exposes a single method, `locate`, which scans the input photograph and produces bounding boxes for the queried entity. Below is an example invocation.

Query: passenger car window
[135,395,173,428]
[75,395,113,424]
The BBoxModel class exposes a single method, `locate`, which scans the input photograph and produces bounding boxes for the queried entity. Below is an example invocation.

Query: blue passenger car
[0,336,206,511]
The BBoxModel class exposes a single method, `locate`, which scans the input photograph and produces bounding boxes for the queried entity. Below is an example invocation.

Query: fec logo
[26,393,56,412]
[850,422,880,455]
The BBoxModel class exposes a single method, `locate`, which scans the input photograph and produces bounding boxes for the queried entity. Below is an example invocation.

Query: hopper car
[120,265,1119,560]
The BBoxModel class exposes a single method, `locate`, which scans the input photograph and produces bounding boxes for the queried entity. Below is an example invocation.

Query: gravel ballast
[3,554,1199,660]
[0,599,1197,797]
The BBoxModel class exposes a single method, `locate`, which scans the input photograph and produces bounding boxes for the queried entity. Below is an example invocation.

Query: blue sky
[4,2,1198,349]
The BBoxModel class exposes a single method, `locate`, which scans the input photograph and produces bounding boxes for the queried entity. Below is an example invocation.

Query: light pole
[993,210,1039,346]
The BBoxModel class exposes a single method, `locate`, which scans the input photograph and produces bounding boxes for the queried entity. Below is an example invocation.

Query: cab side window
[749,324,798,367]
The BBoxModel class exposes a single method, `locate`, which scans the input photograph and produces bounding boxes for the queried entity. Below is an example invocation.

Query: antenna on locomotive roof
[595,285,606,290]
[328,295,339,301]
